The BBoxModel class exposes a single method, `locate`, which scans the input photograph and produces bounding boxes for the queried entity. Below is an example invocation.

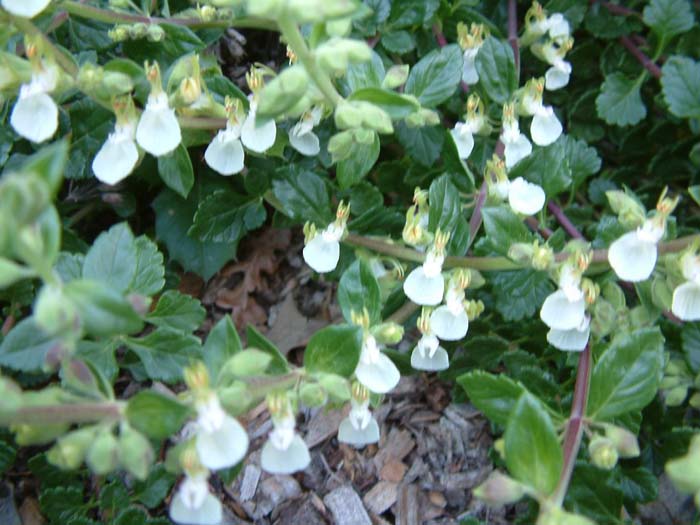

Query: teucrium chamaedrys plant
[0,0,699,523]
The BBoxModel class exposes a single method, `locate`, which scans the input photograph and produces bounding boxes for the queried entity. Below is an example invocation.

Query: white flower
[1,0,51,18]
[354,334,400,394]
[545,59,572,91]
[92,121,139,185]
[672,255,700,321]
[169,474,222,525]
[337,398,380,447]
[10,67,58,143]
[540,288,586,331]
[241,99,276,153]
[508,177,545,215]
[260,414,310,474]
[289,107,322,156]
[546,14,571,40]
[403,251,445,306]
[462,47,480,84]
[303,223,344,274]
[608,220,664,282]
[530,105,562,146]
[429,289,469,341]
[136,91,181,157]
[547,314,590,351]
[194,396,249,471]
[410,332,449,371]
[450,121,476,160]
[204,121,245,176]
[501,121,533,169]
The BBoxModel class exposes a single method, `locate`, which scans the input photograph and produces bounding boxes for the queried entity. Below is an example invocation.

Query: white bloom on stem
[545,59,572,91]
[530,105,562,146]
[169,474,222,525]
[194,395,248,471]
[289,106,322,156]
[241,98,276,153]
[136,91,181,157]
[608,219,664,282]
[205,120,245,176]
[672,254,700,321]
[337,398,380,447]
[508,177,545,216]
[1,0,51,18]
[430,288,469,341]
[546,13,571,40]
[403,251,445,306]
[462,47,480,85]
[501,120,532,169]
[450,120,477,160]
[547,314,590,351]
[10,66,58,143]
[260,413,310,474]
[540,266,586,332]
[92,121,139,185]
[303,223,344,274]
[354,334,400,394]
[410,332,449,371]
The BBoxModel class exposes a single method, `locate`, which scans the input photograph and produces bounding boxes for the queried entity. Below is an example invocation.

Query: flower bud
[664,385,688,407]
[371,322,404,345]
[589,435,618,470]
[493,438,505,459]
[666,446,700,494]
[326,17,352,37]
[87,429,120,475]
[651,277,673,311]
[47,426,97,470]
[473,471,525,505]
[318,373,352,401]
[382,64,409,89]
[299,383,327,407]
[601,281,626,309]
[108,25,130,42]
[353,127,375,144]
[603,424,640,458]
[218,381,253,415]
[317,39,372,76]
[118,425,154,480]
[328,130,354,162]
[334,102,364,129]
[128,23,149,39]
[220,349,273,380]
[591,298,616,338]
[35,284,77,336]
[146,25,165,42]
[605,190,645,228]
[690,392,700,409]
[256,65,309,118]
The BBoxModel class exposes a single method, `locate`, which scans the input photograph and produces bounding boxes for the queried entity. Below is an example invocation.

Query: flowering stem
[0,402,124,425]
[11,16,78,76]
[277,17,343,107]
[547,201,585,240]
[507,0,519,72]
[552,344,591,506]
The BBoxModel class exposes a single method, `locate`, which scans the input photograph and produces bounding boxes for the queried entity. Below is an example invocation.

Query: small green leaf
[596,73,647,126]
[203,315,243,379]
[21,140,68,196]
[0,258,35,289]
[617,466,658,503]
[348,88,419,119]
[505,392,562,495]
[661,56,700,119]
[381,30,415,54]
[125,390,190,439]
[457,371,527,426]
[133,464,176,508]
[340,51,386,93]
[337,132,380,189]
[681,322,700,374]
[565,463,624,524]
[189,190,266,243]
[82,223,137,293]
[245,325,290,375]
[642,0,694,39]
[54,252,84,283]
[157,143,194,199]
[395,122,444,167]
[587,328,665,420]
[124,328,202,383]
[0,438,16,474]
[561,135,601,189]
[304,324,363,377]
[337,259,382,324]
[130,236,166,296]
[491,269,555,322]
[146,290,205,333]
[428,174,461,234]
[475,37,517,105]
[481,206,532,255]
[39,486,86,522]
[404,44,463,108]
[271,166,332,225]
[509,138,572,197]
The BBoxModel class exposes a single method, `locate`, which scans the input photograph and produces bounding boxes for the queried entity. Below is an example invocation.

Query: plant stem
[0,402,124,426]
[548,201,585,240]
[619,35,662,79]
[507,0,520,72]
[552,344,591,506]
[11,16,78,76]
[277,17,343,107]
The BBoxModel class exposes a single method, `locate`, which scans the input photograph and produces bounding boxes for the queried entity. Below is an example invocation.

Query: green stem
[277,17,343,107]
[0,402,124,425]
[11,16,78,76]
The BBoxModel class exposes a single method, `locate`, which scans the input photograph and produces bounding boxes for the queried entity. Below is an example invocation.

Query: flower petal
[289,129,320,156]
[462,49,480,84]
[169,492,222,525]
[403,267,445,306]
[504,134,532,169]
[1,0,51,18]
[545,65,570,91]
[92,136,139,185]
[303,236,340,274]
[241,114,276,153]
[540,289,586,330]
[450,125,475,159]
[672,281,700,321]
[355,352,400,394]
[430,305,469,341]
[204,134,245,176]
[411,345,449,371]
[260,434,310,474]
[337,417,380,447]
[530,106,562,146]
[508,177,545,215]
[136,102,181,157]
[195,415,249,471]
[546,324,589,352]
[10,92,58,143]
[608,231,657,282]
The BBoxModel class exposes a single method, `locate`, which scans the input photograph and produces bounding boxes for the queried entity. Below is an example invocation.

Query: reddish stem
[507,0,520,71]
[547,201,585,240]
[619,36,662,79]
[526,217,553,239]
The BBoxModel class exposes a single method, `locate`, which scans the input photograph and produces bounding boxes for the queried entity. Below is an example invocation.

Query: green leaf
[388,0,439,28]
[381,30,415,54]
[565,463,623,525]
[245,325,290,375]
[505,392,562,495]
[587,328,665,421]
[39,486,86,522]
[681,322,700,374]
[157,143,194,199]
[130,236,166,296]
[55,252,84,283]
[21,140,68,196]
[481,206,532,255]
[596,73,647,126]
[337,259,382,324]
[561,135,601,189]
[146,290,205,333]
[124,328,202,383]
[428,174,461,234]
[271,166,332,225]
[133,464,176,508]
[457,371,527,426]
[114,507,149,525]
[395,122,444,167]
[661,56,700,119]
[337,132,380,189]
[82,222,137,293]
[475,37,517,105]
[617,467,657,504]
[348,88,419,119]
[304,324,363,377]
[64,279,144,338]
[509,138,572,197]
[0,439,16,474]
[353,0,390,36]
[340,51,386,93]
[642,0,694,39]
[404,44,462,107]
[189,190,266,243]
[203,315,243,380]
[125,390,190,439]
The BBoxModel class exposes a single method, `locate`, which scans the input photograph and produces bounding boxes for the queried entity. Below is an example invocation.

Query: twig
[619,35,662,79]
[547,201,585,240]
[507,0,520,71]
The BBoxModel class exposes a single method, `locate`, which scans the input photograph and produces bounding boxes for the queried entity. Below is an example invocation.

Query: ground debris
[324,485,372,525]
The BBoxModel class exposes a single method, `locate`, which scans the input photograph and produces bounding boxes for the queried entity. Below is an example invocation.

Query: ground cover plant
[0,0,700,523]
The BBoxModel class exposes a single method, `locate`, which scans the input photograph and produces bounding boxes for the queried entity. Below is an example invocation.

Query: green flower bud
[0,376,22,414]
[118,425,154,480]
[328,130,354,162]
[128,23,149,40]
[665,385,688,407]
[326,17,352,37]
[493,438,505,459]
[318,373,351,401]
[35,284,77,336]
[473,471,525,505]
[651,277,673,311]
[371,322,404,345]
[666,449,700,493]
[589,435,618,470]
[689,392,700,409]
[352,128,375,144]
[591,298,616,338]
[146,25,165,42]
[108,25,130,42]
[603,424,640,458]
[13,423,69,446]
[47,426,97,470]
[220,349,273,381]
[382,64,410,89]
[256,65,309,118]
[299,383,327,407]
[317,39,372,76]
[87,429,120,475]
[601,281,626,309]
[245,0,284,17]
[605,190,645,228]
[334,101,364,129]
[363,104,393,134]
[218,381,254,415]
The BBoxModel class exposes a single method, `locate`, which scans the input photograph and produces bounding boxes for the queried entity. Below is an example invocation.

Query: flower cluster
[456,22,488,85]
[260,392,311,474]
